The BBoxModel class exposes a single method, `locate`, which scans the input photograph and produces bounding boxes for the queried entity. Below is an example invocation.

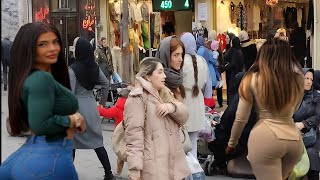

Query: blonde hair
[136,57,162,79]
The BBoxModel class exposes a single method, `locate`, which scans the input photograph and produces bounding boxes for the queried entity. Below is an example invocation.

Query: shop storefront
[31,0,101,65]
[214,0,318,68]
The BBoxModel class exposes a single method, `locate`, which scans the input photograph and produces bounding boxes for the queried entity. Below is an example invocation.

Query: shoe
[104,174,116,180]
[4,84,7,91]
[219,104,223,108]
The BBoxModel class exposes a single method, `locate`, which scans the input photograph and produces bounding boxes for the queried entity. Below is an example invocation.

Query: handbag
[288,145,310,180]
[302,128,317,147]
[112,95,146,161]
[179,125,192,154]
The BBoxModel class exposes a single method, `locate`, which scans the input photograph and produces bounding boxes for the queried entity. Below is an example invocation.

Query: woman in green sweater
[0,22,86,179]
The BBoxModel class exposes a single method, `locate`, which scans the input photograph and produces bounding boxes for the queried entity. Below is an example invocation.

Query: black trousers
[73,147,113,177]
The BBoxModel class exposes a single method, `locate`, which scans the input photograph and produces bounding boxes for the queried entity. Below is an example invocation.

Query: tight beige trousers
[247,121,303,180]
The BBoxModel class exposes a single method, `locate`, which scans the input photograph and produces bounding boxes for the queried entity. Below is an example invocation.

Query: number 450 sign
[160,0,189,9]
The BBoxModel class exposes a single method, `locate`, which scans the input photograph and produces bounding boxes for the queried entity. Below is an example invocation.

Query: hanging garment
[246,3,254,31]
[217,34,227,52]
[141,2,149,22]
[130,2,143,22]
[297,8,302,27]
[273,6,284,28]
[217,2,232,34]
[307,0,313,32]
[252,5,260,31]
[237,3,247,30]
[109,3,118,22]
[114,1,121,22]
[141,21,150,50]
[230,1,237,24]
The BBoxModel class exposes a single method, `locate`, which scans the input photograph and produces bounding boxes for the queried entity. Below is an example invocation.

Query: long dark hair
[239,38,304,112]
[8,22,70,135]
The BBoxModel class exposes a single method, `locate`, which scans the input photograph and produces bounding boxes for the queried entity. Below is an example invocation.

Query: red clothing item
[98,97,127,127]
[217,34,227,52]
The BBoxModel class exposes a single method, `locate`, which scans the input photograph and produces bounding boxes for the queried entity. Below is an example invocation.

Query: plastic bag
[288,145,310,180]
[198,116,214,142]
[111,72,122,83]
[185,152,206,180]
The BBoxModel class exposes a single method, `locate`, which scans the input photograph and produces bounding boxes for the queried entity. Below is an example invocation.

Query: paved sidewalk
[1,86,248,180]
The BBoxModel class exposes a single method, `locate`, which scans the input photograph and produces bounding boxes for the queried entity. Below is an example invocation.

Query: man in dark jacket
[1,35,12,91]
[238,31,257,71]
[94,37,114,80]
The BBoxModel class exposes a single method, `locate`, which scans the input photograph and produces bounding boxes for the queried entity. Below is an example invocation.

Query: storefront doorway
[51,13,78,65]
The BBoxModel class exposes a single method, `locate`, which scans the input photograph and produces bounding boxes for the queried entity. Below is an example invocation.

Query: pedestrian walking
[124,57,190,180]
[0,22,86,179]
[69,37,115,180]
[226,38,305,179]
[180,32,210,158]
[1,35,12,91]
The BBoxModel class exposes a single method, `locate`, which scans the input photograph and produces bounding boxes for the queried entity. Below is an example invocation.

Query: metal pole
[148,1,152,57]
[121,0,131,83]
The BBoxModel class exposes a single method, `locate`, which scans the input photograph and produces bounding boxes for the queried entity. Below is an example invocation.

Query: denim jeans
[0,136,78,180]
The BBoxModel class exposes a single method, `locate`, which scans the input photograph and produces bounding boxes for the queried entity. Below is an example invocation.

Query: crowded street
[1,0,320,180]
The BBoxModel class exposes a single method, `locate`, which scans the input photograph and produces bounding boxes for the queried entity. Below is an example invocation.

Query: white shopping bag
[185,152,206,180]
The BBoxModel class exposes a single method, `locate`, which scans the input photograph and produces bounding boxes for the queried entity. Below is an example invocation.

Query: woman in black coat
[293,68,320,180]
[223,37,244,105]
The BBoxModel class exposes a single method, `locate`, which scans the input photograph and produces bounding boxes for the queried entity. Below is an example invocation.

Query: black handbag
[302,128,317,147]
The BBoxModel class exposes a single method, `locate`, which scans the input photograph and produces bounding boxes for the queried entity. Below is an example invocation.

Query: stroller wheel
[204,160,210,176]
[207,160,216,176]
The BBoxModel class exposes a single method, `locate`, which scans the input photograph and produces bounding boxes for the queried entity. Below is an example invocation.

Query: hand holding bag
[302,127,317,147]
[179,125,192,154]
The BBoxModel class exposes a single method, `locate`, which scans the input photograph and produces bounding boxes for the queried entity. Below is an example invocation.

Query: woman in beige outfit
[226,38,305,180]
[124,57,190,180]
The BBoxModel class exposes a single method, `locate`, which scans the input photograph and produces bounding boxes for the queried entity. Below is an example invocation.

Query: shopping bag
[112,72,122,83]
[112,122,127,161]
[185,152,206,180]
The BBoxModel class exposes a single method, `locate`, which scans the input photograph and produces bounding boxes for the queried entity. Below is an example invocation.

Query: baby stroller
[197,110,221,176]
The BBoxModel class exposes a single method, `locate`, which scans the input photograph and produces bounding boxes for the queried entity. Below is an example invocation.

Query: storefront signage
[35,7,49,22]
[198,3,207,21]
[152,0,190,11]
[82,15,95,32]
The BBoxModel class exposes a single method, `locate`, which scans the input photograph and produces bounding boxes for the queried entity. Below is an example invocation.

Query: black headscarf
[70,37,99,90]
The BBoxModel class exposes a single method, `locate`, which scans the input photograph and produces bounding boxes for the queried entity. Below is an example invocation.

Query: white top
[130,3,143,22]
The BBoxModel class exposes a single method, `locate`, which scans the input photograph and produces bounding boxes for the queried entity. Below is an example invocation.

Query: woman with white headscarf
[180,32,209,157]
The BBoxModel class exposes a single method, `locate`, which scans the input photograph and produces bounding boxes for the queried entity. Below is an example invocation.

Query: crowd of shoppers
[1,21,320,180]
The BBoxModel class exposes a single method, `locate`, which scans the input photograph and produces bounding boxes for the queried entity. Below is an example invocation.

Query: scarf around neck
[155,36,183,89]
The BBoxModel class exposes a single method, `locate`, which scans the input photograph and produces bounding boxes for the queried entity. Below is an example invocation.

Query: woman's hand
[295,122,305,130]
[156,103,175,117]
[225,145,234,155]
[70,112,86,133]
